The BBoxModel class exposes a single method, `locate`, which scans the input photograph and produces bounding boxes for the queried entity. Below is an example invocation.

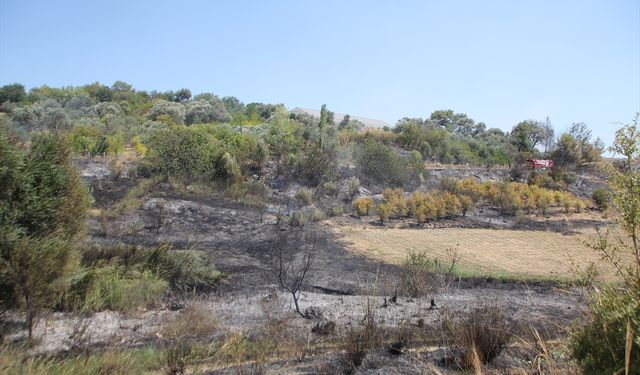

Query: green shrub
[591,188,610,211]
[69,125,107,155]
[296,147,337,186]
[166,250,224,294]
[356,138,410,187]
[224,179,268,207]
[376,203,391,225]
[144,125,220,182]
[570,286,640,374]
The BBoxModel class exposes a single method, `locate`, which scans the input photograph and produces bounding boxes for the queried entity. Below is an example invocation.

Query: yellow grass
[336,226,617,280]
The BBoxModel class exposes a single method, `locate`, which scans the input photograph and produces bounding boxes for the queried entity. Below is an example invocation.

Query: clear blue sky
[1,0,638,146]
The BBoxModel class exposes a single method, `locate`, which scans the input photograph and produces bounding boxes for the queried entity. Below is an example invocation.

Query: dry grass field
[334,225,617,280]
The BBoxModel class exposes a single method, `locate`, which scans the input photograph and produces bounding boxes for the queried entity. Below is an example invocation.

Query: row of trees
[392,110,603,167]
[353,179,585,225]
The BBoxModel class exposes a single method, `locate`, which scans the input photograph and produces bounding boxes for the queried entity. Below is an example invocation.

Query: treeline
[0,82,605,189]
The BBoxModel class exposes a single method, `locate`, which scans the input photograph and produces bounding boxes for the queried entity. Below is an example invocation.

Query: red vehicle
[527,159,554,170]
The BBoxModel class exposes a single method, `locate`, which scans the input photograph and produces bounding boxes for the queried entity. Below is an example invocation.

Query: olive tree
[147,99,186,124]
[185,98,231,124]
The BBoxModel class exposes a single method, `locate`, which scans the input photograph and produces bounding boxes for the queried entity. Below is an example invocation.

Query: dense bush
[382,188,408,218]
[570,286,640,374]
[143,125,220,182]
[352,197,373,217]
[0,128,92,336]
[591,188,610,211]
[355,138,411,188]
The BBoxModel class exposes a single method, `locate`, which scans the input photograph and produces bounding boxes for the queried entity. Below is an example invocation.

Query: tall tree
[0,83,26,104]
[510,120,544,153]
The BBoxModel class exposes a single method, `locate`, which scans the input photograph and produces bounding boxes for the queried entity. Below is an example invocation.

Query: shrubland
[0,81,629,373]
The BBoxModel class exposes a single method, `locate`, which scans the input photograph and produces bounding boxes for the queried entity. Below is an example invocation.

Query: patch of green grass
[0,347,163,375]
[69,266,167,312]
[446,263,572,284]
[69,244,224,312]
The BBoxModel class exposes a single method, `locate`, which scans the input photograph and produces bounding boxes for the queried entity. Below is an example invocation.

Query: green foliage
[0,347,163,375]
[185,97,231,124]
[552,123,604,169]
[72,266,167,312]
[289,210,307,226]
[510,120,544,154]
[1,236,78,335]
[69,125,108,155]
[220,152,241,181]
[591,188,610,211]
[356,138,410,187]
[394,116,511,165]
[346,176,361,200]
[132,135,147,156]
[570,115,640,375]
[376,203,391,225]
[296,146,337,186]
[0,83,27,104]
[0,129,92,335]
[570,286,640,374]
[106,130,125,155]
[144,125,220,182]
[80,244,223,296]
[147,99,186,124]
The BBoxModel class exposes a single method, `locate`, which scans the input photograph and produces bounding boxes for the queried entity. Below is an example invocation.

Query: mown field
[335,224,617,281]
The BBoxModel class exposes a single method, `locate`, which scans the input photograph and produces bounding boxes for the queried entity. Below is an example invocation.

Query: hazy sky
[1,0,638,146]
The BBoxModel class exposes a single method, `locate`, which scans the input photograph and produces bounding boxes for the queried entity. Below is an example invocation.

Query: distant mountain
[290,107,392,129]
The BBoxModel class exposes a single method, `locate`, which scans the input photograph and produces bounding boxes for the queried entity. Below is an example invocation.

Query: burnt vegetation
[0,82,637,374]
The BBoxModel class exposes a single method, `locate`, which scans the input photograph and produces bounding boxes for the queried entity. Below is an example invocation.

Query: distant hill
[290,107,392,129]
